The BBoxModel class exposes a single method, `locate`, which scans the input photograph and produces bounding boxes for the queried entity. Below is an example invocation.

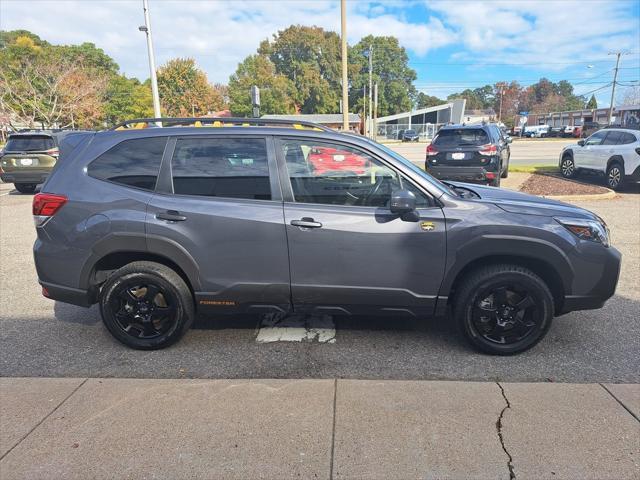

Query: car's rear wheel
[14,183,37,194]
[501,157,510,178]
[99,261,194,350]
[454,264,554,355]
[606,162,624,191]
[560,155,577,179]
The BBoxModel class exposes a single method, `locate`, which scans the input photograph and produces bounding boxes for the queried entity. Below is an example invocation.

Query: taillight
[479,144,498,156]
[45,148,59,158]
[426,144,438,156]
[32,193,67,226]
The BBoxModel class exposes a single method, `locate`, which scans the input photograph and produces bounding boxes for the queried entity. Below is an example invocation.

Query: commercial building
[520,104,639,128]
[375,99,466,139]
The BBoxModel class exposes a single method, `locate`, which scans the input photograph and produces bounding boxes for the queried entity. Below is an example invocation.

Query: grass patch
[509,165,558,174]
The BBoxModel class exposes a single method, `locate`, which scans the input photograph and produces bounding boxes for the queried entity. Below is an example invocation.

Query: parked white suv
[559,128,640,190]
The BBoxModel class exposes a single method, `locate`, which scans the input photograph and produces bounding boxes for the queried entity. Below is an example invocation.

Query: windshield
[370,141,452,196]
[433,128,489,147]
[6,135,55,152]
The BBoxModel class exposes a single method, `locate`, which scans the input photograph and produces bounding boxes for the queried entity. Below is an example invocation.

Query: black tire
[560,154,578,179]
[606,162,624,191]
[454,264,554,355]
[99,261,194,350]
[14,183,36,194]
[501,156,509,179]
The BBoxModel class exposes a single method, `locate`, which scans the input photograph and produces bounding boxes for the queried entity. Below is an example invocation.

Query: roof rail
[110,117,334,132]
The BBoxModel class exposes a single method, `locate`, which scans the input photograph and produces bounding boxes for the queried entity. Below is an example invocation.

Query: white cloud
[0,0,637,88]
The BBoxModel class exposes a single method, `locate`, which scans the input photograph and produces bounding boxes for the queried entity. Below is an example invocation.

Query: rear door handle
[156,210,187,222]
[290,217,322,229]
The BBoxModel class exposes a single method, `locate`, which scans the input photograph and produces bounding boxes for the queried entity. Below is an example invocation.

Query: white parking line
[256,313,336,343]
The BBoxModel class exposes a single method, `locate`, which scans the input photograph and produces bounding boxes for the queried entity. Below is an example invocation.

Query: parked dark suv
[33,117,620,355]
[425,123,511,187]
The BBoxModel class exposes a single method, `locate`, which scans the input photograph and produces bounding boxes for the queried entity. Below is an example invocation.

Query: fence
[376,123,445,141]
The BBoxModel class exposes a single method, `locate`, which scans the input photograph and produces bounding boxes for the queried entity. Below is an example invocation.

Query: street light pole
[368,45,373,138]
[340,0,349,131]
[140,0,161,121]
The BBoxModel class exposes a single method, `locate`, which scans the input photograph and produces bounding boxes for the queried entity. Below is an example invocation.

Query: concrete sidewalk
[1,378,638,479]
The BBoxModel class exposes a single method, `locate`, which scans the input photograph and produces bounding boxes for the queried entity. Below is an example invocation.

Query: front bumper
[559,246,621,314]
[426,165,498,183]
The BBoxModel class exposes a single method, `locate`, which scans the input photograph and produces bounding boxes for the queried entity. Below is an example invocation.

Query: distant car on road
[307,145,368,175]
[547,126,564,138]
[581,121,605,138]
[425,123,510,187]
[0,130,82,194]
[523,125,550,138]
[559,127,640,190]
[400,129,420,142]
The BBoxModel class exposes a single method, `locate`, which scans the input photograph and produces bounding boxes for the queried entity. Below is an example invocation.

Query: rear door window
[171,137,271,200]
[602,131,622,145]
[88,137,166,191]
[5,135,55,152]
[434,129,489,147]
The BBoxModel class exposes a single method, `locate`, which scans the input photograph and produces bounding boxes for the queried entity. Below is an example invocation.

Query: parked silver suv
[560,127,640,190]
[33,117,621,354]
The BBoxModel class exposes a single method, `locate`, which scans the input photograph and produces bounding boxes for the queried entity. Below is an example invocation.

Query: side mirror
[505,136,513,144]
[577,139,585,146]
[390,190,418,221]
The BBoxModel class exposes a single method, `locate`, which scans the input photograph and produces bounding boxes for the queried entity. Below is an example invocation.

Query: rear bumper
[40,281,93,307]
[426,165,498,183]
[626,165,640,181]
[559,246,621,314]
[0,170,50,184]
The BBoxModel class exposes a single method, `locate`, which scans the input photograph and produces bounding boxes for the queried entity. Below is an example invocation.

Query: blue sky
[2,0,639,107]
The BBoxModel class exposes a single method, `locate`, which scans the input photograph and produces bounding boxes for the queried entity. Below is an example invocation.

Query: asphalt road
[387,138,575,166]
[1,180,639,382]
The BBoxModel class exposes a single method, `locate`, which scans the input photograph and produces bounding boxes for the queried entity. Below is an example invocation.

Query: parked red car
[307,146,369,175]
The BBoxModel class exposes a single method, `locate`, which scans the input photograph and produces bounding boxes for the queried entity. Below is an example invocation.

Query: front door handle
[290,217,322,229]
[156,210,187,222]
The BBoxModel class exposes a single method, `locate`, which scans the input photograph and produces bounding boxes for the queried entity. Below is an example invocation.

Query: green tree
[586,94,598,109]
[157,58,225,117]
[415,92,444,109]
[448,89,484,110]
[228,55,296,116]
[349,35,417,117]
[104,76,154,124]
[258,25,341,113]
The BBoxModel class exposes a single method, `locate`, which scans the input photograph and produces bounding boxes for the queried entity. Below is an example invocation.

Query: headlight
[555,217,610,247]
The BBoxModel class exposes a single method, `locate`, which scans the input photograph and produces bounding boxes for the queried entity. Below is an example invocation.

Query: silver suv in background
[559,127,640,190]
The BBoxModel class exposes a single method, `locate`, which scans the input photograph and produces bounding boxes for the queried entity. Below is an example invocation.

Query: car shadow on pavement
[53,301,101,325]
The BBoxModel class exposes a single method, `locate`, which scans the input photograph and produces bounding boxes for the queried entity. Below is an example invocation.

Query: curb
[542,189,617,201]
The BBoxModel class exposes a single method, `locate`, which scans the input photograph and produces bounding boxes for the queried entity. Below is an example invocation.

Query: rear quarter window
[87,137,167,191]
[5,135,55,152]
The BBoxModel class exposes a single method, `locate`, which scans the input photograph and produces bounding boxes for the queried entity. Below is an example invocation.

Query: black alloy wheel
[99,261,194,349]
[454,264,554,355]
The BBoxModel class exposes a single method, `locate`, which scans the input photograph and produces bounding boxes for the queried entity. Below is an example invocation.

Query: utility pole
[498,84,504,122]
[373,83,378,141]
[368,45,373,138]
[607,51,628,125]
[340,0,349,131]
[140,0,161,122]
[362,85,366,135]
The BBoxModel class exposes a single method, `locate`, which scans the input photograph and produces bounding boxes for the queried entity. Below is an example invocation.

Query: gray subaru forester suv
[33,117,621,354]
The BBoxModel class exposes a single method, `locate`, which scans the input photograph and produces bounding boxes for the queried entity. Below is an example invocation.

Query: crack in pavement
[496,382,516,480]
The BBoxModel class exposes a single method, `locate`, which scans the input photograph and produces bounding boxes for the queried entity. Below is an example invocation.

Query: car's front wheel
[560,154,577,179]
[454,264,554,355]
[14,183,37,194]
[606,162,624,191]
[99,261,194,350]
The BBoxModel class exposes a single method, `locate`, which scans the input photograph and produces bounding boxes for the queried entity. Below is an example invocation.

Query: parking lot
[387,138,576,166]
[1,177,638,383]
